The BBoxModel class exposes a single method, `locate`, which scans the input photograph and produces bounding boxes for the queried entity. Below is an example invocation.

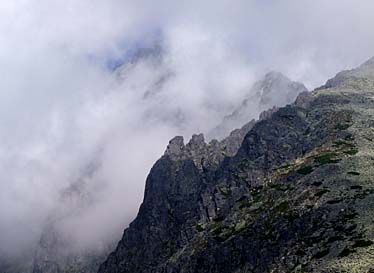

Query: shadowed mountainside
[98,59,374,273]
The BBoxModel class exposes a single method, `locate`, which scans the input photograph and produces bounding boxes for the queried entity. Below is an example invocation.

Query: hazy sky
[1,0,374,256]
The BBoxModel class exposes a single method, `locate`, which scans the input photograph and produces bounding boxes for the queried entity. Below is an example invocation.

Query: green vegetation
[212,226,223,236]
[234,221,247,232]
[275,163,292,170]
[314,152,340,165]
[343,149,359,155]
[297,165,314,175]
[195,223,206,232]
[333,140,349,147]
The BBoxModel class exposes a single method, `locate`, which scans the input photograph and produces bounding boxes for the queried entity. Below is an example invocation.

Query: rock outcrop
[98,59,374,273]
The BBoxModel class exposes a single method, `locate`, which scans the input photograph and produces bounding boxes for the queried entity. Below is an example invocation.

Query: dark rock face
[99,59,374,273]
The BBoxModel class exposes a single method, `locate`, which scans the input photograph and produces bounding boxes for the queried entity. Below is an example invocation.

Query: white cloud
[0,0,374,257]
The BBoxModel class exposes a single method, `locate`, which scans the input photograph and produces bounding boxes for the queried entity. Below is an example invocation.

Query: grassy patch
[333,140,349,147]
[275,163,293,170]
[297,165,314,175]
[195,223,206,232]
[343,149,359,155]
[314,152,341,165]
[213,226,223,235]
[234,221,247,233]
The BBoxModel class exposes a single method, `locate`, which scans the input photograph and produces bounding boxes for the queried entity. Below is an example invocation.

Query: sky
[0,0,374,257]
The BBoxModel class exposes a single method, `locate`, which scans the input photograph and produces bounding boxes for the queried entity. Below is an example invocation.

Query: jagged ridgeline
[0,46,307,273]
[98,58,374,273]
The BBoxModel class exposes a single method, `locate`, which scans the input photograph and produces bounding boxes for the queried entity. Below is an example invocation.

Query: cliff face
[99,60,374,273]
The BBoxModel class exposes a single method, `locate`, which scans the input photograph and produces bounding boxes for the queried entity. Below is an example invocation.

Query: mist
[1,0,374,258]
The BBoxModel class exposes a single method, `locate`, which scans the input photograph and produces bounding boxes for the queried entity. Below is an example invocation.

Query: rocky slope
[0,43,311,273]
[98,59,374,273]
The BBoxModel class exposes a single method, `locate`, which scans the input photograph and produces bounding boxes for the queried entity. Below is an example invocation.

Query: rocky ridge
[98,59,374,273]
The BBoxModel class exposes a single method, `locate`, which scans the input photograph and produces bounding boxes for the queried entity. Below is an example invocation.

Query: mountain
[32,179,115,273]
[98,59,374,273]
[0,43,310,273]
[0,45,168,273]
[210,71,307,139]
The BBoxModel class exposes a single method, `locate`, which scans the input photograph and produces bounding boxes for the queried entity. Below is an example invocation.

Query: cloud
[0,0,374,257]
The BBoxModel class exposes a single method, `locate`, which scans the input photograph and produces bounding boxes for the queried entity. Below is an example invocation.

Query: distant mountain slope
[98,59,374,273]
[32,178,115,273]
[211,71,307,139]
[0,43,311,273]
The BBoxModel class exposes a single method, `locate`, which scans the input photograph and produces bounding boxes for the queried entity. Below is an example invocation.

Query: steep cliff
[99,59,374,273]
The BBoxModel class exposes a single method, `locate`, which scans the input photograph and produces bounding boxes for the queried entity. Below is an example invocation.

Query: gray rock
[98,57,374,273]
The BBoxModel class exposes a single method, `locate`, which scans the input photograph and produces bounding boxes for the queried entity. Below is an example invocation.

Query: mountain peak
[362,56,374,66]
[99,59,374,273]
[263,71,287,80]
[318,56,374,90]
[210,71,307,139]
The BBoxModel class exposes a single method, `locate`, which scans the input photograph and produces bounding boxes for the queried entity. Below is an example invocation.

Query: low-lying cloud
[0,0,374,258]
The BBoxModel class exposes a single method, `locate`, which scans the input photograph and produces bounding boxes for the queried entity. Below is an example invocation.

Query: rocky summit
[98,59,374,273]
[211,71,307,139]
